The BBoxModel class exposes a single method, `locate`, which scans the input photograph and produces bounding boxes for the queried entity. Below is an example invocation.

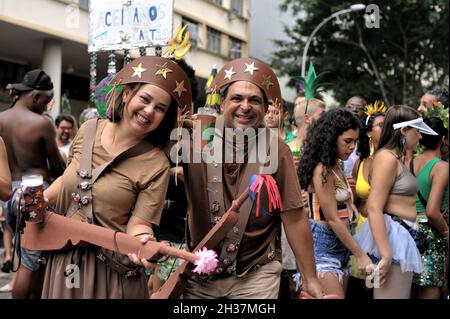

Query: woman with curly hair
[298,108,372,298]
[410,117,449,299]
[354,105,438,299]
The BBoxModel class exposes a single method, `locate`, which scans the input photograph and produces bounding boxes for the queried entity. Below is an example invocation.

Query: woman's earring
[401,136,407,160]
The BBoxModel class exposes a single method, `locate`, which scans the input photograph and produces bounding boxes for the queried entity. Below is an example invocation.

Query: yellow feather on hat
[365,101,387,117]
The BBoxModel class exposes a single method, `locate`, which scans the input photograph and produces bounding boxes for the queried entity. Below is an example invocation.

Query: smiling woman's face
[122,84,172,137]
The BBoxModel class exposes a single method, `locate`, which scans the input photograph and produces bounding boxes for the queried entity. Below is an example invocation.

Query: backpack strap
[409,158,428,209]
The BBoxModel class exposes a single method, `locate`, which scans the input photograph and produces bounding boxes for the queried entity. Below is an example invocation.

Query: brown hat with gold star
[110,56,192,109]
[208,57,281,108]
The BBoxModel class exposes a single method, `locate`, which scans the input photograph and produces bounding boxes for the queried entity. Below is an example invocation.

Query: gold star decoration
[244,62,259,75]
[173,80,187,97]
[155,62,173,79]
[224,67,236,81]
[261,75,274,90]
[132,63,147,78]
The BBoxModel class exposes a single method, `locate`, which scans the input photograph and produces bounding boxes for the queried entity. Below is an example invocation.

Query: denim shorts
[310,220,350,282]
[3,181,46,271]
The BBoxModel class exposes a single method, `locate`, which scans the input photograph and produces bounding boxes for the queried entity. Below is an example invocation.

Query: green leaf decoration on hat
[295,63,331,113]
[93,73,124,118]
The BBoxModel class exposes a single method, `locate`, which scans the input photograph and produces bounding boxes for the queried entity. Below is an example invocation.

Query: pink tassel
[249,175,283,217]
[193,247,218,275]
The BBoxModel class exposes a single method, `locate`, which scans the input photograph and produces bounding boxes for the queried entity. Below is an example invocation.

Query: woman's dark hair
[357,112,385,160]
[173,58,199,104]
[299,108,360,189]
[377,105,419,153]
[420,117,447,150]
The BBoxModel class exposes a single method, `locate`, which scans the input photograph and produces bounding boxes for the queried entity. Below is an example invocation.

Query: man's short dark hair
[55,114,75,127]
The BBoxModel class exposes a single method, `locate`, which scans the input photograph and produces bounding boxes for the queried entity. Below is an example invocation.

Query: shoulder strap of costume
[216,128,276,276]
[206,115,226,222]
[67,119,154,222]
[66,119,98,221]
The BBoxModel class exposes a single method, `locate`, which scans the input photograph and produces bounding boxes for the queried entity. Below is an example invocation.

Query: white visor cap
[393,117,438,136]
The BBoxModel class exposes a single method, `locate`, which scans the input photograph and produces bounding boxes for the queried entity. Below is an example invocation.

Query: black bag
[395,159,430,253]
[389,215,429,253]
[407,225,429,254]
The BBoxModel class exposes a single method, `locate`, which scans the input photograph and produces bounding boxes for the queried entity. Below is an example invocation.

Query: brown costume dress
[41,120,170,298]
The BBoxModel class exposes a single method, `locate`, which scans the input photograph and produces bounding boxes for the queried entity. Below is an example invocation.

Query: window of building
[207,27,221,54]
[79,0,89,9]
[207,0,223,6]
[181,17,199,47]
[230,0,244,16]
[228,37,242,59]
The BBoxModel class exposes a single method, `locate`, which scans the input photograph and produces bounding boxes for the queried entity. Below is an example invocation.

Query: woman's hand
[357,252,374,276]
[128,234,157,270]
[374,256,392,287]
[300,277,324,299]
[301,190,309,207]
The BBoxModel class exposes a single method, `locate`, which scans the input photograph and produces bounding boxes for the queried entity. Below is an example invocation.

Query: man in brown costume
[182,58,323,298]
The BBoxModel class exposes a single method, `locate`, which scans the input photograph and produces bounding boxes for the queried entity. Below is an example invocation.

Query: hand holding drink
[19,174,46,224]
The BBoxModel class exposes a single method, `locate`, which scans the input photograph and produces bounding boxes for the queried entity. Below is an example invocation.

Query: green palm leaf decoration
[295,63,331,114]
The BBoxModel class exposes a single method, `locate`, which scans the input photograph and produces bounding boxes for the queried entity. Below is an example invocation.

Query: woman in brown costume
[41,55,192,298]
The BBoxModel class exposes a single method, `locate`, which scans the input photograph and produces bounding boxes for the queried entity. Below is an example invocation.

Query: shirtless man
[0,69,65,298]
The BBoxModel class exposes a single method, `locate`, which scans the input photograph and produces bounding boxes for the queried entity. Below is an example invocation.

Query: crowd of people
[0,53,448,300]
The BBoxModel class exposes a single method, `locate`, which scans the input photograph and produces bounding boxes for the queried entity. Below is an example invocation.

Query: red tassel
[249,175,283,217]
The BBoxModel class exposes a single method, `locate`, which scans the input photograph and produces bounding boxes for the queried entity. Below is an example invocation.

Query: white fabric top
[58,142,72,158]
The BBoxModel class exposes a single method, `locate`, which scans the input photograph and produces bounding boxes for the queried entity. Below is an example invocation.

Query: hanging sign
[89,0,174,52]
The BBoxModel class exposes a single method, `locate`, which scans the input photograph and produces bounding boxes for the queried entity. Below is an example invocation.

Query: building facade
[249,0,297,110]
[0,0,250,120]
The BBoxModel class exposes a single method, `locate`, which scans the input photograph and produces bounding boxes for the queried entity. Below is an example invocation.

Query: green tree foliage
[272,0,449,107]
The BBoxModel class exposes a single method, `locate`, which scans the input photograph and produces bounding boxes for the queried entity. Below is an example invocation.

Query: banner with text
[89,0,174,52]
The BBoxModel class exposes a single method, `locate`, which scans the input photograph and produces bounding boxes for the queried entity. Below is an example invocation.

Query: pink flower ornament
[193,247,218,275]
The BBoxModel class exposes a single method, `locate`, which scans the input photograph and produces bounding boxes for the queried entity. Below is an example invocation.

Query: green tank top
[416,158,449,212]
